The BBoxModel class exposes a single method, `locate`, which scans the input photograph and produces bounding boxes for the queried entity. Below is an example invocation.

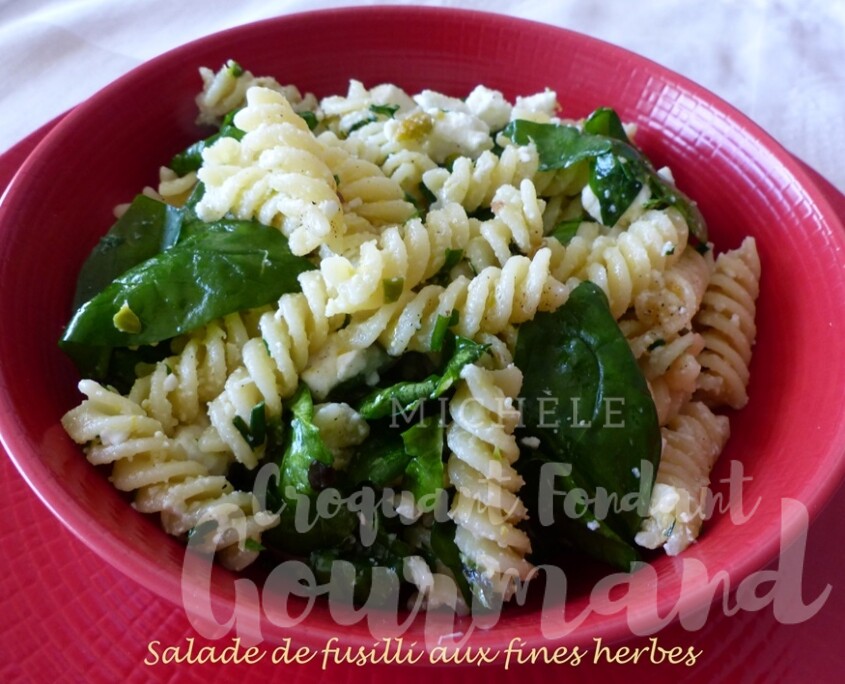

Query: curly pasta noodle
[319,180,551,318]
[196,87,346,256]
[423,144,581,215]
[126,310,263,436]
[61,380,278,571]
[316,247,569,363]
[423,146,539,212]
[205,271,339,466]
[635,401,730,555]
[319,203,476,316]
[195,60,317,126]
[632,246,714,342]
[644,333,705,426]
[693,237,761,410]
[317,131,416,233]
[616,246,713,425]
[544,208,690,319]
[446,363,533,599]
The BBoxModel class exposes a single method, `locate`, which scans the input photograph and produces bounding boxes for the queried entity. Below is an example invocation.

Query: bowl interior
[2,6,845,649]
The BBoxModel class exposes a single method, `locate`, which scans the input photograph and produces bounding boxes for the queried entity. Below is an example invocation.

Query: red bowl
[2,6,844,651]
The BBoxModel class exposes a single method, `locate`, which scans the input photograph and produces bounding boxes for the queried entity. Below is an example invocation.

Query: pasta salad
[59,60,761,611]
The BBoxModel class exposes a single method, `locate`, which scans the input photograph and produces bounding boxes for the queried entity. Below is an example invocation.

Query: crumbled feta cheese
[511,89,559,123]
[464,85,511,130]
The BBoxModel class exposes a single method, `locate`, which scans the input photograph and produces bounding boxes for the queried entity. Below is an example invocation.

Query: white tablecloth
[1,0,843,192]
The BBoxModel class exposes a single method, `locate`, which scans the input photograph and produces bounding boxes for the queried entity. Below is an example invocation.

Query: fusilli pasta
[446,363,533,599]
[694,237,761,409]
[635,401,730,555]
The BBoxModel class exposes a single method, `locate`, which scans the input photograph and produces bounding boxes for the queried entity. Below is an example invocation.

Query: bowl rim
[2,3,845,649]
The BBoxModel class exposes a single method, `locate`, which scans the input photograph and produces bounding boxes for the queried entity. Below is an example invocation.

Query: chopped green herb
[370,103,400,118]
[232,401,267,449]
[382,277,405,303]
[549,219,587,246]
[244,538,265,552]
[298,110,319,131]
[347,115,377,134]
[430,310,459,352]
[226,60,244,78]
[358,336,488,420]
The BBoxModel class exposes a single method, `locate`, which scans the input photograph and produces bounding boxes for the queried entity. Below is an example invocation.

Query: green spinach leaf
[514,281,660,566]
[401,417,445,505]
[357,336,488,420]
[503,115,707,241]
[583,106,632,144]
[429,520,474,606]
[264,386,357,555]
[71,195,183,312]
[169,121,245,176]
[61,220,314,352]
[346,430,410,488]
[310,515,412,606]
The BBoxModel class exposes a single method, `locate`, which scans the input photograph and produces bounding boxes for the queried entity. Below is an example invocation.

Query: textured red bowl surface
[2,6,845,651]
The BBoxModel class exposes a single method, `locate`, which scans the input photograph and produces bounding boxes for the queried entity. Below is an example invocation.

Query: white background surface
[1,0,843,191]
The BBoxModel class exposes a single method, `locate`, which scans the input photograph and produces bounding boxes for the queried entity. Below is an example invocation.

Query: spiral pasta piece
[196,87,346,255]
[125,310,263,440]
[422,146,540,212]
[330,247,569,358]
[484,180,546,259]
[446,363,533,600]
[195,60,317,126]
[635,401,730,555]
[644,333,705,425]
[544,208,689,319]
[694,237,761,409]
[319,203,479,316]
[632,246,714,340]
[61,380,278,570]
[319,79,417,138]
[318,131,416,232]
[205,271,338,465]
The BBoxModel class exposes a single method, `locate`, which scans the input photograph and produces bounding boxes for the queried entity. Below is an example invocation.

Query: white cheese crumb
[520,436,541,449]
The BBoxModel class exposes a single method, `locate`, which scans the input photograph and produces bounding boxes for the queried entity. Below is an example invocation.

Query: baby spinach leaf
[514,281,660,560]
[583,106,632,144]
[264,386,357,555]
[169,121,245,176]
[60,220,315,352]
[589,150,644,226]
[357,336,488,420]
[503,119,611,170]
[310,515,413,606]
[401,417,445,504]
[71,194,183,312]
[429,520,473,605]
[503,116,707,241]
[346,430,410,488]
[517,452,641,570]
[548,218,591,247]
